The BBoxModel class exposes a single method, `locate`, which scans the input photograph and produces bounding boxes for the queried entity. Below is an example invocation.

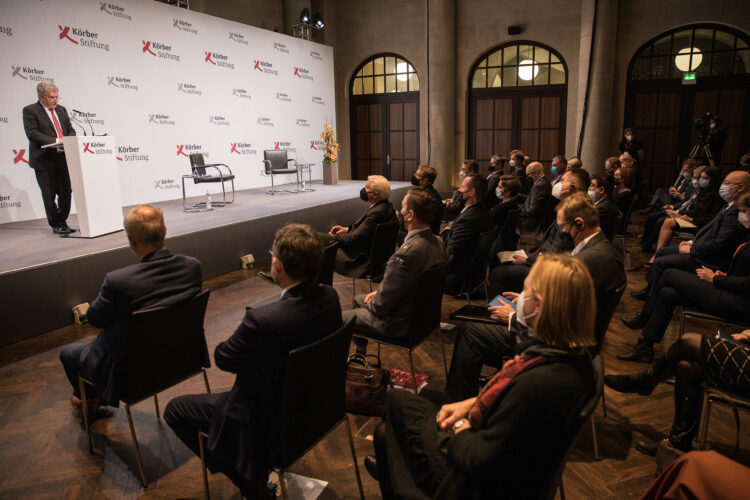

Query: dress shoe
[616,340,654,363]
[61,223,77,233]
[53,226,72,235]
[364,455,379,480]
[70,395,101,417]
[635,436,662,456]
[604,372,658,395]
[630,287,648,301]
[621,312,647,329]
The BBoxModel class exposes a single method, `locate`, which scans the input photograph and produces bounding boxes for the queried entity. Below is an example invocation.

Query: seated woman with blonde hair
[366,254,597,499]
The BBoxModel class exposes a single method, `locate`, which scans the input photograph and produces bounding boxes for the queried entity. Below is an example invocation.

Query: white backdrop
[0,0,335,223]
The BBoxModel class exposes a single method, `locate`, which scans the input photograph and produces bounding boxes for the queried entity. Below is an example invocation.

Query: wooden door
[352,102,384,180]
[387,100,418,181]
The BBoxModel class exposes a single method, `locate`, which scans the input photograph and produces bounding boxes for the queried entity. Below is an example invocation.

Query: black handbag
[345,353,391,416]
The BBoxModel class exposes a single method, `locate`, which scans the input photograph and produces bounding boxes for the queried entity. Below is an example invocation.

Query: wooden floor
[0,260,748,499]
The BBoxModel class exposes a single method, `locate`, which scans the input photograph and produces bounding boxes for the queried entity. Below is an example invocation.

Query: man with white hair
[23,82,77,235]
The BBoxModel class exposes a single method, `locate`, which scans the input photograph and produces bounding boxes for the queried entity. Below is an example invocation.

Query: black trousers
[59,341,97,399]
[645,246,701,294]
[34,154,71,228]
[488,262,529,297]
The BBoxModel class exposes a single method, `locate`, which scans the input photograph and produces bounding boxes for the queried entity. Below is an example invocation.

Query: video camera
[691,112,714,145]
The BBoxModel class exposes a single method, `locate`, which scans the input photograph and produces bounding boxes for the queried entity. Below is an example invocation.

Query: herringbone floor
[0,262,747,499]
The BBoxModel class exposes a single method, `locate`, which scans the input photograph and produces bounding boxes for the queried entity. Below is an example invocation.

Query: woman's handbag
[345,353,390,416]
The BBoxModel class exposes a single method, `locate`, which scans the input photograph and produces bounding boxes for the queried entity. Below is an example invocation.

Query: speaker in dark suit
[22,82,77,234]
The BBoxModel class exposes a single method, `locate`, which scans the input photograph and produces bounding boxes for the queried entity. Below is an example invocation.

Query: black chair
[79,290,212,487]
[347,221,399,305]
[351,262,449,391]
[182,153,235,211]
[488,208,521,268]
[519,194,554,249]
[461,226,498,304]
[263,149,299,195]
[698,385,750,456]
[613,194,639,262]
[317,241,339,286]
[199,318,364,500]
[678,308,750,338]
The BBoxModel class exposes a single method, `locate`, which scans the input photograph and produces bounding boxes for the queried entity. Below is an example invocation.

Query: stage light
[313,13,324,29]
[299,8,310,24]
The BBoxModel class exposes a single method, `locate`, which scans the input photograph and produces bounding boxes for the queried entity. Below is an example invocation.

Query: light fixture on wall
[293,9,324,40]
[675,47,703,72]
[299,8,310,24]
[518,59,539,81]
[313,13,325,29]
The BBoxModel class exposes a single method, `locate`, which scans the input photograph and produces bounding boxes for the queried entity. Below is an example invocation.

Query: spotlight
[313,12,324,29]
[299,8,310,24]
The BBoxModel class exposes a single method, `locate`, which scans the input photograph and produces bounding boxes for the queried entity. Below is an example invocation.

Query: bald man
[518,161,551,233]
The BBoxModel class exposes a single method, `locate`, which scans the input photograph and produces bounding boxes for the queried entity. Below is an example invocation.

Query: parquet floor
[0,260,748,499]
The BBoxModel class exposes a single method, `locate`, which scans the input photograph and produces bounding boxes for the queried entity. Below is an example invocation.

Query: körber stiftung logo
[294,67,314,81]
[230,142,257,155]
[72,111,105,127]
[175,144,206,157]
[232,88,252,100]
[142,40,180,61]
[229,32,248,45]
[0,25,12,37]
[275,92,292,103]
[310,139,324,150]
[58,25,110,52]
[178,83,202,95]
[310,50,323,61]
[311,96,325,105]
[108,75,138,90]
[204,51,234,69]
[273,42,290,54]
[148,113,175,126]
[253,60,278,75]
[0,194,22,208]
[99,2,132,21]
[296,118,310,127]
[173,19,197,35]
[0,117,8,124]
[257,117,274,127]
[117,145,148,162]
[154,178,179,190]
[12,148,29,165]
[209,115,230,126]
[11,66,53,83]
[274,140,295,153]
[82,141,113,155]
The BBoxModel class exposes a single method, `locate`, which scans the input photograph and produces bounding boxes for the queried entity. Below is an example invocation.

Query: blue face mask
[551,166,558,176]
[698,178,709,189]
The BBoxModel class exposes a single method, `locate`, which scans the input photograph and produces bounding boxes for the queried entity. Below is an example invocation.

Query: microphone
[72,108,96,136]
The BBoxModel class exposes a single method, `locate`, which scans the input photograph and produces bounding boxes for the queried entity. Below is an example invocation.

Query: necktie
[48,108,64,138]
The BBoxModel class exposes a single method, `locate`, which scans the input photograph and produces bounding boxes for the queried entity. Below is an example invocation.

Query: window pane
[714,30,735,50]
[352,78,362,95]
[488,67,502,87]
[472,69,487,88]
[638,44,653,57]
[534,64,549,85]
[550,64,565,84]
[502,66,517,87]
[694,51,711,76]
[363,77,373,94]
[476,57,488,69]
[408,73,419,91]
[737,37,749,50]
[503,46,518,65]
[385,56,396,74]
[693,29,713,52]
[535,47,550,64]
[519,44,534,60]
[652,36,671,55]
[672,30,693,54]
[551,53,560,63]
[651,56,671,78]
[374,75,385,93]
[734,50,750,74]
[397,75,408,92]
[373,57,385,75]
[518,68,533,86]
[362,61,373,76]
[711,50,733,76]
[488,50,502,67]
[385,75,396,92]
[632,57,651,79]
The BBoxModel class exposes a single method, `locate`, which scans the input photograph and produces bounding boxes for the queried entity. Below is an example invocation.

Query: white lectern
[63,136,124,238]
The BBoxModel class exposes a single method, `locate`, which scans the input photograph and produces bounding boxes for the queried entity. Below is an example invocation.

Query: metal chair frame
[182,154,235,211]
[263,150,300,195]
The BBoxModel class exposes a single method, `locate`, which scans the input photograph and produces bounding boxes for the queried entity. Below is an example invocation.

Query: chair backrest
[465,226,499,292]
[189,153,208,176]
[619,194,639,237]
[263,149,289,174]
[541,194,558,230]
[593,281,627,351]
[278,317,355,467]
[317,241,339,286]
[366,221,400,280]
[408,262,449,345]
[122,289,211,404]
[501,208,521,251]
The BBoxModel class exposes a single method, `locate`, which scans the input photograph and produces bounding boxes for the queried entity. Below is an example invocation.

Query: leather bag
[345,353,390,416]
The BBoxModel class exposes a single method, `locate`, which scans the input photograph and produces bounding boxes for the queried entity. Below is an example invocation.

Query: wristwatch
[453,419,466,430]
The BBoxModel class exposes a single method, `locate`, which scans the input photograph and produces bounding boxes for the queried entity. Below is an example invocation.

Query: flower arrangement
[320,120,339,163]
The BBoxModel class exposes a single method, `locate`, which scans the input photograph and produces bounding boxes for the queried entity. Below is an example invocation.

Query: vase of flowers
[321,120,339,185]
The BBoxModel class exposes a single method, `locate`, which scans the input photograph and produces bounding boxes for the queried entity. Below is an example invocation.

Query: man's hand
[363,291,377,304]
[678,241,692,254]
[443,198,453,204]
[665,209,678,218]
[732,329,750,344]
[329,225,347,237]
[696,265,716,283]
[511,254,527,265]
[436,398,475,431]
[489,303,514,322]
[502,291,519,303]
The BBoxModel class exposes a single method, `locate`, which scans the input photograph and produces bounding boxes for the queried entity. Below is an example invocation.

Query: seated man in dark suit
[164,224,342,498]
[646,159,698,212]
[518,161,551,233]
[631,170,750,302]
[326,175,396,276]
[346,188,448,352]
[443,174,491,296]
[59,205,202,414]
[409,164,443,234]
[443,160,479,222]
[446,193,624,401]
[485,154,506,209]
[589,172,619,240]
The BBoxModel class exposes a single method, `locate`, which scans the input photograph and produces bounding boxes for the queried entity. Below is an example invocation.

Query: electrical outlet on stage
[241,254,255,269]
[72,302,90,325]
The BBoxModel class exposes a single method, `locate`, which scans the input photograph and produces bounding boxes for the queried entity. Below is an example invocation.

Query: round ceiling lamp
[518,59,539,81]
[675,47,703,72]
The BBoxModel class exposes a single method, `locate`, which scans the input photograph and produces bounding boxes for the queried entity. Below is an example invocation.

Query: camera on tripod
[691,112,714,146]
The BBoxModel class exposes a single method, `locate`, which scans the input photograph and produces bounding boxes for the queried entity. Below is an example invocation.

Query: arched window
[349,54,419,181]
[468,42,567,173]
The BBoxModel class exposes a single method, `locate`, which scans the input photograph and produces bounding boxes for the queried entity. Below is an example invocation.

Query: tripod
[687,141,715,167]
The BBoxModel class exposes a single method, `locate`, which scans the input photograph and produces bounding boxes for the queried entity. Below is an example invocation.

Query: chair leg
[345,416,366,500]
[351,278,357,308]
[559,476,566,500]
[601,388,608,419]
[408,350,418,393]
[78,376,93,454]
[590,413,599,461]
[699,394,712,450]
[198,431,210,500]
[125,404,149,487]
[678,309,686,338]
[438,329,449,380]
[203,368,211,393]
[154,395,161,421]
[278,469,289,500]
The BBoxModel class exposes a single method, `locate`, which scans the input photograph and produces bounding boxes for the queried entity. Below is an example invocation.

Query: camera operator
[693,113,727,165]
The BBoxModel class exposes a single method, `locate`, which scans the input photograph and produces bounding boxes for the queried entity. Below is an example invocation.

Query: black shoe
[616,340,654,363]
[622,313,647,329]
[635,436,662,456]
[604,372,658,395]
[364,455,379,480]
[61,223,77,233]
[630,287,648,301]
[53,226,72,235]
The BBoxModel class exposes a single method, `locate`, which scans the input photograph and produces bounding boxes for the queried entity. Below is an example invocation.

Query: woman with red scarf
[366,254,597,499]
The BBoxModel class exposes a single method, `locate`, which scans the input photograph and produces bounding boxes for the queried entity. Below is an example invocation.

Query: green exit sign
[682,73,697,85]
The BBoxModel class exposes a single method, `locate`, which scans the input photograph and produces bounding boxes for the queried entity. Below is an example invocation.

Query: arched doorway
[349,54,419,181]
[625,24,750,193]
[468,42,568,175]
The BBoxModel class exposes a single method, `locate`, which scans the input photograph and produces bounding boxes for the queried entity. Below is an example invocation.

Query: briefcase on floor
[345,353,390,416]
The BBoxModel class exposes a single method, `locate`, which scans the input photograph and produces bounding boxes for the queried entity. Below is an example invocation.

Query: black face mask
[397,211,405,229]
[360,187,369,202]
[557,229,575,248]
[487,165,495,172]
[410,175,420,186]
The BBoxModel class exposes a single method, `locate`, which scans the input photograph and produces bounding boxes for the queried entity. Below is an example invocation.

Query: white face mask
[691,179,699,188]
[459,170,467,180]
[509,160,516,168]
[709,123,716,129]
[719,183,732,202]
[625,134,633,142]
[739,211,750,229]
[495,187,503,200]
[551,182,563,200]
[588,189,597,202]
[516,293,538,329]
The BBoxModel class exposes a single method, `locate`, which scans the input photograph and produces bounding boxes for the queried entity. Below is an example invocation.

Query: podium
[63,136,124,238]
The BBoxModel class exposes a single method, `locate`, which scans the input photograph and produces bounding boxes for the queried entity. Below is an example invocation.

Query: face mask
[495,187,503,200]
[709,123,716,129]
[551,182,563,199]
[550,166,558,176]
[692,179,700,188]
[698,178,709,189]
[588,189,597,202]
[487,165,495,172]
[682,170,692,179]
[614,177,621,185]
[516,293,538,329]
[719,183,732,202]
[410,175,420,186]
[360,187,369,202]
[625,134,633,142]
[509,160,516,168]
[459,170,467,180]
[738,211,750,229]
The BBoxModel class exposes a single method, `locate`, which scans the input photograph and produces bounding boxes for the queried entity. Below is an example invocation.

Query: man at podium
[22,82,77,235]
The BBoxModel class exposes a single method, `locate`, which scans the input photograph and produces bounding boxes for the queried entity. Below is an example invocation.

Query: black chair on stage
[345,220,399,305]
[198,318,364,500]
[263,150,300,195]
[79,290,212,487]
[182,153,235,211]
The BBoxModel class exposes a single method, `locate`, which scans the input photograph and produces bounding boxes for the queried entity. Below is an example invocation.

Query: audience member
[409,164,443,234]
[550,154,567,186]
[326,175,396,276]
[604,156,621,176]
[518,161,551,233]
[706,114,728,165]
[367,254,596,499]
[443,160,479,221]
[646,159,698,212]
[618,127,645,161]
[589,172,619,240]
[164,224,341,498]
[567,157,582,170]
[59,205,202,415]
[488,175,524,262]
[485,154,506,208]
[444,174,491,295]
[614,166,636,232]
[509,150,528,192]
[618,190,750,362]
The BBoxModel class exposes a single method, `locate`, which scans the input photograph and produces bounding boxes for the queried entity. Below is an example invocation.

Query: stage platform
[0,180,410,345]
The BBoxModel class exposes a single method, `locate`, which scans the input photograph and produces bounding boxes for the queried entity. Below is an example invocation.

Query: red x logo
[142,41,156,56]
[204,51,216,64]
[253,60,262,72]
[83,143,94,154]
[274,142,280,150]
[294,67,301,77]
[116,156,123,161]
[176,145,187,157]
[310,141,317,150]
[12,149,29,164]
[58,26,78,44]
[230,143,240,154]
